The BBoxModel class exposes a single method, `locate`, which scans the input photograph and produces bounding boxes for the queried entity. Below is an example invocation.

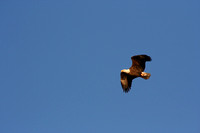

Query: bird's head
[121,69,130,73]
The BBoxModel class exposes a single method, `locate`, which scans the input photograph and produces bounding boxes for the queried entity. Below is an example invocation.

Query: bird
[120,54,152,93]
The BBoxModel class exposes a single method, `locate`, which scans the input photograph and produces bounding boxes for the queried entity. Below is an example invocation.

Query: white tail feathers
[141,72,151,80]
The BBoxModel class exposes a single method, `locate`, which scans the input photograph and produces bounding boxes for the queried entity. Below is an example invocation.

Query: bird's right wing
[120,72,133,93]
[131,55,152,71]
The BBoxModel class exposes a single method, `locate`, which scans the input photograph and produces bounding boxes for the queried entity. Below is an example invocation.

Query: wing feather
[131,55,152,72]
[120,72,133,93]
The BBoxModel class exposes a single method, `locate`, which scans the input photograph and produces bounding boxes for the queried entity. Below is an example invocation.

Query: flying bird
[120,55,152,93]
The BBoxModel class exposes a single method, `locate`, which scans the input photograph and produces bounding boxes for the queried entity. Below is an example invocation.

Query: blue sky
[0,0,199,133]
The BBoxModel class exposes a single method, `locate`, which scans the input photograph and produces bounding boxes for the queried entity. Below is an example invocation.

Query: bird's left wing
[120,72,133,92]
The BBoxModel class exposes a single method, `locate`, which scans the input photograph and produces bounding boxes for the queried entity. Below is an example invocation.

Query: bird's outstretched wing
[120,72,133,93]
[131,55,152,71]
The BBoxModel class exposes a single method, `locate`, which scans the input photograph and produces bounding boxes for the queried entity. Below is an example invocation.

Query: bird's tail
[141,72,151,80]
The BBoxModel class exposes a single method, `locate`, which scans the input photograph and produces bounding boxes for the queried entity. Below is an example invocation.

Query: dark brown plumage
[120,55,152,93]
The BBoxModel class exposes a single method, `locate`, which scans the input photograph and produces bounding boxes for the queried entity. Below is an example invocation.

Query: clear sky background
[0,0,199,133]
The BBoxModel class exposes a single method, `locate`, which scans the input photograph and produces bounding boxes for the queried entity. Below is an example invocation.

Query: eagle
[120,55,152,93]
